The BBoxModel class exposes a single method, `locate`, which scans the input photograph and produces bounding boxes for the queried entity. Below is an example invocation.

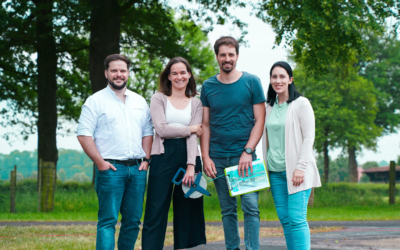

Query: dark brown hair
[158,57,197,97]
[214,36,239,55]
[104,54,131,71]
[267,61,301,106]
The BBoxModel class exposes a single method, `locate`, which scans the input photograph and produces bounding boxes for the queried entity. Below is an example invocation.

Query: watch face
[245,148,252,154]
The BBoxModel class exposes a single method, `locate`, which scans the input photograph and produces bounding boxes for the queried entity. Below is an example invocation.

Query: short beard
[108,79,127,90]
[220,62,235,73]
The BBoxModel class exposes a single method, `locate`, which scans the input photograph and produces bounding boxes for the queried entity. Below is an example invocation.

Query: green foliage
[295,60,382,153]
[128,15,218,102]
[358,31,400,133]
[398,156,400,166]
[316,155,350,182]
[255,0,400,75]
[16,172,24,181]
[0,149,91,181]
[314,182,400,207]
[379,160,389,166]
[0,0,246,142]
[67,172,91,183]
[57,169,67,182]
[362,161,379,169]
[0,0,92,140]
[1,180,399,215]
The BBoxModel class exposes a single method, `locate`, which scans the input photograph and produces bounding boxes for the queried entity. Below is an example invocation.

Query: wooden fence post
[41,161,56,212]
[308,187,315,207]
[389,161,396,205]
[10,165,16,213]
[38,159,42,212]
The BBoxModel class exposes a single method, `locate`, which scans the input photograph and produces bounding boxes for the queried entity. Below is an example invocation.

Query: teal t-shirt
[266,99,288,172]
[200,72,266,157]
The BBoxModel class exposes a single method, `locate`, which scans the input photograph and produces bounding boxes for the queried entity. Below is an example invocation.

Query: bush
[314,182,400,207]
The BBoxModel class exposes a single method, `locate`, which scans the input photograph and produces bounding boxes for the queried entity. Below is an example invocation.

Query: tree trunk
[34,0,58,190]
[89,0,122,185]
[89,0,121,93]
[348,146,358,183]
[323,139,329,183]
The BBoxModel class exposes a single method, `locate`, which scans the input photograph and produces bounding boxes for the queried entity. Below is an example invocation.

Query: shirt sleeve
[142,104,154,137]
[76,97,97,137]
[252,77,266,105]
[200,84,209,107]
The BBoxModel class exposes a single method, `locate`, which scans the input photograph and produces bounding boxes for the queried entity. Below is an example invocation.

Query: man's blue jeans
[95,163,147,250]
[269,171,311,250]
[211,155,260,250]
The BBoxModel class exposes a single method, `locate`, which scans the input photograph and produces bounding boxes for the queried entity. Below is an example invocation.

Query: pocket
[98,168,111,172]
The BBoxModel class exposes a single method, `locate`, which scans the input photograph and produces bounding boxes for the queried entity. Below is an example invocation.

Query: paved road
[164,225,400,250]
[1,221,399,249]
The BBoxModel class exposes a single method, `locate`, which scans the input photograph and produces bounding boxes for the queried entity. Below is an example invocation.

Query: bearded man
[200,36,266,250]
[77,54,153,249]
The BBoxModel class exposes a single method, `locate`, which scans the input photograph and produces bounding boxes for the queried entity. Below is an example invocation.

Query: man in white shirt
[77,54,153,250]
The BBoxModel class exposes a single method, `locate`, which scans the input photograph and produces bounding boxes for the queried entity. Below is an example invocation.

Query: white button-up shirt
[77,86,153,160]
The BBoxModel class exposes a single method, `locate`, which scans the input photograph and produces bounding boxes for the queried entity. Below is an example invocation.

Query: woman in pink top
[142,57,206,250]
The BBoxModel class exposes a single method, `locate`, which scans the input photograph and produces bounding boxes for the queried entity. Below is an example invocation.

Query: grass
[0,180,399,221]
[0,225,342,249]
[1,205,399,222]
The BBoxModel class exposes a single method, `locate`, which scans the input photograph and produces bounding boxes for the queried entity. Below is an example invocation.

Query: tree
[362,161,379,169]
[128,17,218,102]
[295,58,382,182]
[87,0,248,94]
[357,31,400,146]
[57,168,67,182]
[255,0,400,76]
[379,160,389,166]
[68,172,90,183]
[1,0,244,187]
[0,0,91,190]
[294,64,343,183]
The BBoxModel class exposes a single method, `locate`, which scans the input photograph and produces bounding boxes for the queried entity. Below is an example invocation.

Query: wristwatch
[143,157,151,164]
[244,148,253,154]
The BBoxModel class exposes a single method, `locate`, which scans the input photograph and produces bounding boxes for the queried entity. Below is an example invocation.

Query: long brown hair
[158,57,197,97]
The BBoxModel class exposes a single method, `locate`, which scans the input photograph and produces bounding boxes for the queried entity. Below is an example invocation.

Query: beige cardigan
[262,96,321,194]
[150,92,202,166]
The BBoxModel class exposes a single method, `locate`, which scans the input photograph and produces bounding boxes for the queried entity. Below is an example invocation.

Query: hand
[182,165,195,187]
[139,161,149,171]
[292,169,305,186]
[96,160,117,171]
[238,152,253,177]
[190,124,203,137]
[203,157,217,179]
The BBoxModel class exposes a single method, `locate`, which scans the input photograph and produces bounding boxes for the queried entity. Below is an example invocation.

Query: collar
[106,85,130,97]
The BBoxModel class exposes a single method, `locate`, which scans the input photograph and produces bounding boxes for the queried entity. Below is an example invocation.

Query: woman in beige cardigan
[262,61,321,250]
[142,57,206,250]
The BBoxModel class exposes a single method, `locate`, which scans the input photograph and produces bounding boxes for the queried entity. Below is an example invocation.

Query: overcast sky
[0,5,399,165]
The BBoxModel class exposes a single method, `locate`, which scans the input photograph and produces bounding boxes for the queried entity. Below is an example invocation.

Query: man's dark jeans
[95,163,147,250]
[211,153,260,250]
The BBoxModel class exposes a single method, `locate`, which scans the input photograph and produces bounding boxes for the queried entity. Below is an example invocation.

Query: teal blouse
[266,99,288,172]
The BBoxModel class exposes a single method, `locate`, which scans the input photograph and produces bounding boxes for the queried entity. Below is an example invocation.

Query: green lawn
[1,204,399,222]
[0,180,399,221]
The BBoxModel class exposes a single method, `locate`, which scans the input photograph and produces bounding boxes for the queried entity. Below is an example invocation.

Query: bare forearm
[245,103,266,151]
[245,120,264,151]
[142,135,153,159]
[77,136,104,165]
